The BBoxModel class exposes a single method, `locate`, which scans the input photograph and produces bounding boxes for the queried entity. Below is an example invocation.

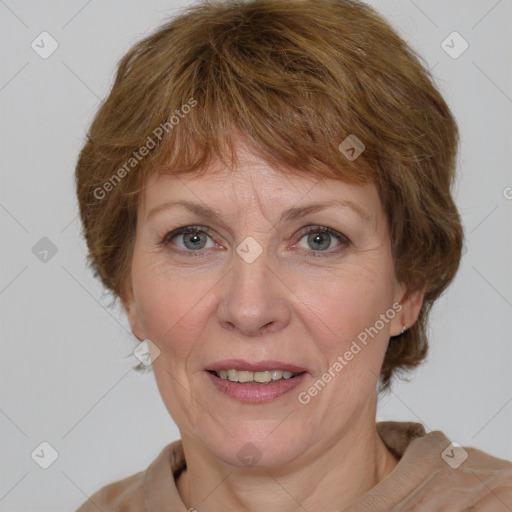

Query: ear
[390,282,426,336]
[121,281,146,341]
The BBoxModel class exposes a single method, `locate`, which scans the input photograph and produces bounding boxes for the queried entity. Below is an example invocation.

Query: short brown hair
[75,0,463,391]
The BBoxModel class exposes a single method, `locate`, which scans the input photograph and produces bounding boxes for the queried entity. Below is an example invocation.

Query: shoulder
[74,441,185,512]
[402,443,512,508]
[75,471,146,512]
[349,422,512,510]
[382,422,512,508]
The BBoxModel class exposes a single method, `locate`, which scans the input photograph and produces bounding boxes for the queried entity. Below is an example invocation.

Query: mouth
[207,369,305,384]
[204,360,308,403]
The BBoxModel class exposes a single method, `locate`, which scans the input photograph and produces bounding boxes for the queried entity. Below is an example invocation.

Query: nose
[216,247,292,337]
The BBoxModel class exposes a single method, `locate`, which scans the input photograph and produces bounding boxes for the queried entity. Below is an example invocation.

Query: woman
[74,0,512,509]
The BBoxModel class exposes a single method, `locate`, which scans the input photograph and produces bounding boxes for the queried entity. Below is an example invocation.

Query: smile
[205,369,307,403]
[211,369,301,383]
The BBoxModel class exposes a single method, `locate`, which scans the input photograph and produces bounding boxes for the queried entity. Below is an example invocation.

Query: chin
[198,423,307,470]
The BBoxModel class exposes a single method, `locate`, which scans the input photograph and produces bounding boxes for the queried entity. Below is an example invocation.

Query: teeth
[270,370,282,380]
[215,369,300,383]
[254,371,272,383]
[238,371,253,383]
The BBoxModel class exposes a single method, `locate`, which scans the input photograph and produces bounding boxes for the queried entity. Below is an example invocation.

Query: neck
[176,402,398,511]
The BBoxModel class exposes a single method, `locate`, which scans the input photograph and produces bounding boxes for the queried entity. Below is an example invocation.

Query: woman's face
[125,147,421,468]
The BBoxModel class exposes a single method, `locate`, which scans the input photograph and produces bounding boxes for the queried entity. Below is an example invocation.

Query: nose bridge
[217,241,291,336]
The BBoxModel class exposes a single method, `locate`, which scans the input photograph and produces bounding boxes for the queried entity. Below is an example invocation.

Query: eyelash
[159,225,350,258]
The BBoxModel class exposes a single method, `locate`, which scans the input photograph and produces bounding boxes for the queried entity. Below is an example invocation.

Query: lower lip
[205,371,307,403]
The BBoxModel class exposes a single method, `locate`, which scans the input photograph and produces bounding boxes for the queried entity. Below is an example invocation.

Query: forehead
[142,151,382,223]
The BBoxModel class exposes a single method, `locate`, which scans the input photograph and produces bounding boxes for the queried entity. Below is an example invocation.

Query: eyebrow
[146,199,372,225]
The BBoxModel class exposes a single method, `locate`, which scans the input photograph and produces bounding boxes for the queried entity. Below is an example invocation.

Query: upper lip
[205,359,307,374]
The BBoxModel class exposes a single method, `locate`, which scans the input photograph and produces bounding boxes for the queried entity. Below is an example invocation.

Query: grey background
[1,0,511,510]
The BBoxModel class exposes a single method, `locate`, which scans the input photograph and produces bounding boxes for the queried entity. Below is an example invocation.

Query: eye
[294,226,349,254]
[161,226,216,252]
[160,224,349,257]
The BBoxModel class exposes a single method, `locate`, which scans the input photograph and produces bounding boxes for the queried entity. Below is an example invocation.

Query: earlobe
[392,285,426,336]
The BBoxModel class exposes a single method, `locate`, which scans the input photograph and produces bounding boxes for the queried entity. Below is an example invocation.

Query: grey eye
[172,229,214,251]
[306,232,333,251]
[296,227,345,252]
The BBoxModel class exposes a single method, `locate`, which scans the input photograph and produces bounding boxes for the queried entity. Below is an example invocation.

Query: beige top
[76,422,512,511]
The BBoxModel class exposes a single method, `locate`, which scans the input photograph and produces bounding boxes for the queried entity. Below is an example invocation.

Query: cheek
[292,259,396,355]
[132,257,218,357]
[295,265,396,408]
